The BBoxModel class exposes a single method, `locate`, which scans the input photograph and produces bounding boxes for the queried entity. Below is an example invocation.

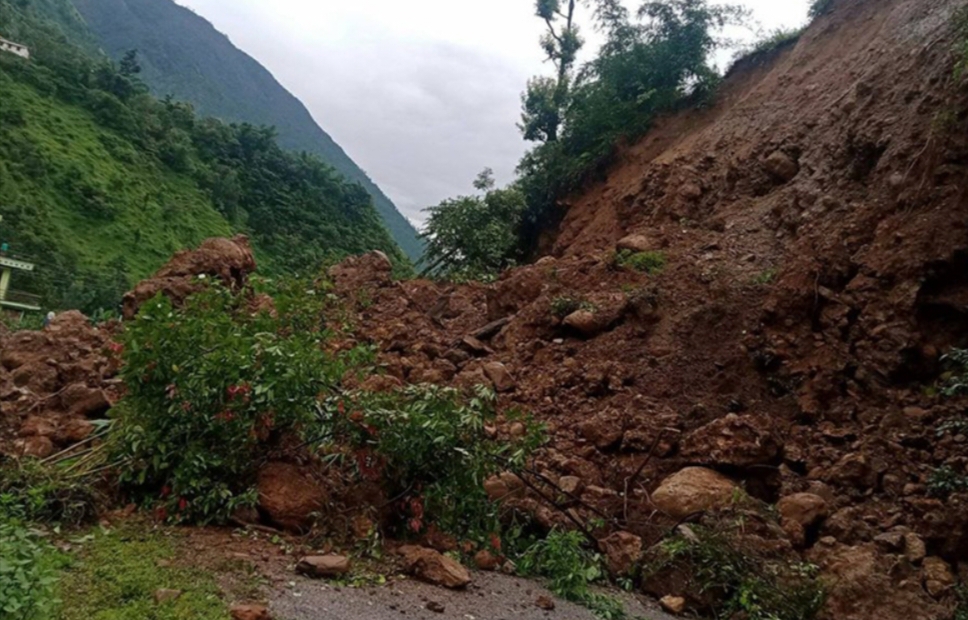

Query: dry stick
[62,444,108,474]
[40,426,113,465]
[517,464,617,528]
[622,427,681,526]
[469,316,513,341]
[512,468,599,547]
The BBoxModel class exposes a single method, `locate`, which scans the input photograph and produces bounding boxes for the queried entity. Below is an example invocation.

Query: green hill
[0,0,406,313]
[69,0,424,261]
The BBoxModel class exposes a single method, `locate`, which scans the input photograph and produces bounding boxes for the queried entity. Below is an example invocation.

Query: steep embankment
[70,0,425,261]
[315,0,968,618]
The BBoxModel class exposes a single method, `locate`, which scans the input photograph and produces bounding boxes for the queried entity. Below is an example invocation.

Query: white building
[0,36,29,60]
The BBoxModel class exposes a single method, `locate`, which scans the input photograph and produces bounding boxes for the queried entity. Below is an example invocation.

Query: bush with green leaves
[808,0,834,19]
[517,529,625,619]
[941,349,968,397]
[0,519,60,620]
[927,466,968,499]
[550,295,595,319]
[643,526,825,620]
[111,280,360,524]
[614,250,667,274]
[0,460,99,526]
[327,385,543,541]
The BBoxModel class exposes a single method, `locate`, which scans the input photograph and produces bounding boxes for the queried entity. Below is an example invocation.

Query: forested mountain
[0,0,406,312]
[69,0,424,261]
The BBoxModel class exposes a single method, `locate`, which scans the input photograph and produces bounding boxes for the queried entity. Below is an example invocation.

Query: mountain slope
[0,0,405,312]
[69,0,424,261]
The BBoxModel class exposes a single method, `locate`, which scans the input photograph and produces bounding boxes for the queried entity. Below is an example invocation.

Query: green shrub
[808,0,835,19]
[111,280,357,524]
[517,530,625,618]
[939,348,968,397]
[643,526,825,620]
[927,466,968,499]
[614,250,667,274]
[737,28,803,63]
[0,519,61,620]
[329,385,542,541]
[550,295,594,318]
[0,460,100,526]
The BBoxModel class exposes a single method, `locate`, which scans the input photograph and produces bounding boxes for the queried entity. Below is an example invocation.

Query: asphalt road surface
[271,570,677,620]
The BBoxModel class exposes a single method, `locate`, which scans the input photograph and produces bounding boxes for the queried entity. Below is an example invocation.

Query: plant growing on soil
[327,385,543,541]
[0,460,100,526]
[517,529,625,619]
[940,348,968,397]
[809,0,834,19]
[614,250,667,274]
[111,280,359,524]
[550,295,595,318]
[927,466,968,499]
[0,519,61,620]
[642,526,825,620]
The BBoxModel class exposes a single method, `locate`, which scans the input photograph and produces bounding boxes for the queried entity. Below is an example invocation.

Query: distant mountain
[70,0,424,260]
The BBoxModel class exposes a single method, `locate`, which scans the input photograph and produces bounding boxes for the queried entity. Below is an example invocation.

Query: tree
[419,171,527,280]
[119,49,142,76]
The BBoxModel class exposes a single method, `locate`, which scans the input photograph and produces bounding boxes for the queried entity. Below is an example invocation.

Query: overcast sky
[174,0,810,228]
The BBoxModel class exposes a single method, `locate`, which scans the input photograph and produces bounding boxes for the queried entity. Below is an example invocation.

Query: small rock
[874,531,905,552]
[474,549,501,572]
[616,234,655,253]
[509,422,526,437]
[679,183,703,200]
[651,467,739,519]
[19,416,56,438]
[230,603,272,620]
[483,361,516,393]
[399,546,471,589]
[660,595,686,614]
[536,595,556,610]
[426,601,446,613]
[922,557,955,598]
[599,531,642,577]
[559,476,584,496]
[20,436,55,459]
[154,589,183,604]
[903,532,927,564]
[563,310,600,336]
[296,555,352,578]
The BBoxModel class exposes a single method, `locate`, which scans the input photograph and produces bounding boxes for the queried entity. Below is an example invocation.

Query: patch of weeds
[808,0,835,19]
[0,518,66,620]
[0,459,100,526]
[927,466,968,499]
[955,586,968,620]
[614,250,667,275]
[56,524,231,620]
[517,530,625,619]
[0,312,46,332]
[642,526,825,620]
[551,295,595,319]
[939,348,968,397]
[736,28,803,64]
[752,269,778,286]
[936,416,968,438]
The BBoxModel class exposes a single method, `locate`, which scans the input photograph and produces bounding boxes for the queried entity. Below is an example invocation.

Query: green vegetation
[927,466,968,499]
[614,250,667,274]
[551,295,595,319]
[517,530,625,619]
[643,526,825,620]
[330,385,542,541]
[56,525,231,620]
[753,268,778,285]
[0,519,62,620]
[736,27,803,65]
[0,459,100,526]
[939,348,968,397]
[955,586,968,620]
[0,0,406,313]
[420,169,527,280]
[808,0,835,19]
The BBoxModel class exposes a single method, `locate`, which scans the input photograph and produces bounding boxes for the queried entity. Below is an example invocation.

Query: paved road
[271,571,677,620]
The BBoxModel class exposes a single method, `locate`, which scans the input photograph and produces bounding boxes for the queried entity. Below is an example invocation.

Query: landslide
[323,0,968,618]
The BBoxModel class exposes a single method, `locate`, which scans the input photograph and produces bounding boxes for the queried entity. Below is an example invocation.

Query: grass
[614,250,667,275]
[550,295,595,319]
[55,524,232,620]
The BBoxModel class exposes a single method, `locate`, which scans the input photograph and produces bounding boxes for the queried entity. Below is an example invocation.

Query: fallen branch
[469,316,513,341]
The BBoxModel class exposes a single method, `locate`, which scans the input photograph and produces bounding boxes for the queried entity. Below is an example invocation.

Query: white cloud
[175,0,810,226]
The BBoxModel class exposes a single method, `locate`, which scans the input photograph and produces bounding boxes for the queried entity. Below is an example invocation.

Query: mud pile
[324,0,968,618]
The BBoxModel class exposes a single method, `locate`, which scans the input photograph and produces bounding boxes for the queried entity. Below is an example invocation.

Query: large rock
[777,493,828,546]
[616,234,656,253]
[651,467,739,519]
[296,555,351,579]
[482,362,516,393]
[62,383,111,418]
[763,151,799,182]
[399,546,471,589]
[922,557,955,598]
[599,531,642,576]
[122,235,256,319]
[256,463,326,532]
[680,414,780,468]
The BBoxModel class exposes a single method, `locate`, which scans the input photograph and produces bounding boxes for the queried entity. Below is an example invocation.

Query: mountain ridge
[69,0,424,260]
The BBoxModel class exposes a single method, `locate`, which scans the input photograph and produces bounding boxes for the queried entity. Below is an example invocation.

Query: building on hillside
[0,217,41,312]
[0,36,29,59]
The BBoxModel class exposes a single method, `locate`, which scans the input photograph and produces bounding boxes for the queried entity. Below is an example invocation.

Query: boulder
[296,555,351,579]
[680,414,780,468]
[651,467,739,519]
[399,546,471,589]
[578,411,623,450]
[563,310,600,336]
[763,151,799,182]
[599,531,642,576]
[922,557,955,598]
[616,234,656,254]
[482,362,516,393]
[256,463,326,532]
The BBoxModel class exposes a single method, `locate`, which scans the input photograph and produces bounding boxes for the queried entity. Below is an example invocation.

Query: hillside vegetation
[0,0,406,312]
[70,0,425,261]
